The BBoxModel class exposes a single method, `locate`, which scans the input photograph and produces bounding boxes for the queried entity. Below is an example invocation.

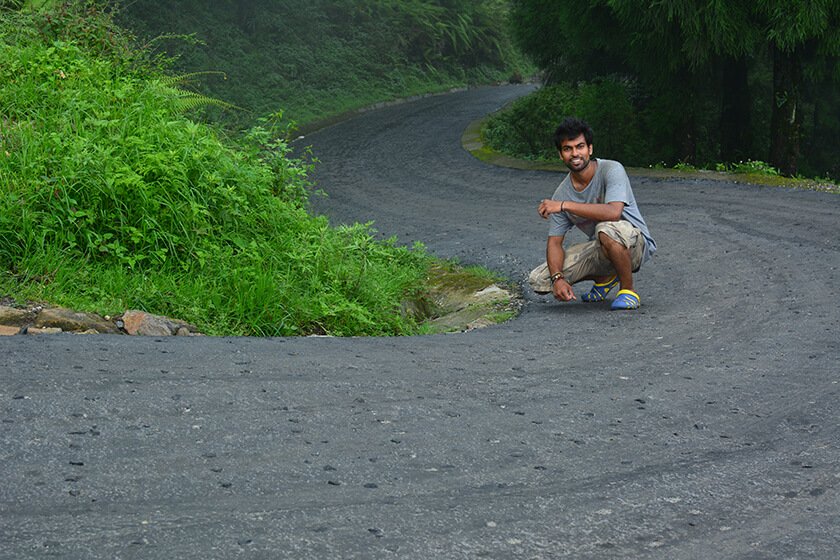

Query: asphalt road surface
[3,85,839,559]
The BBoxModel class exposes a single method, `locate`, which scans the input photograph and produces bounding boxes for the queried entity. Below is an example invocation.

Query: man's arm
[539,199,624,222]
[547,235,575,301]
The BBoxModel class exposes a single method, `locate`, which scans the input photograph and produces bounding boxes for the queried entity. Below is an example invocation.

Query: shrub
[0,5,431,336]
[481,78,641,163]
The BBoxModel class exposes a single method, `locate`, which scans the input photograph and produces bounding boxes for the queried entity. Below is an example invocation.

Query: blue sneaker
[581,275,619,303]
[610,289,641,310]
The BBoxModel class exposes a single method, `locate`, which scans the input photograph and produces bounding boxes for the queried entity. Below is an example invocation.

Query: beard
[565,155,591,172]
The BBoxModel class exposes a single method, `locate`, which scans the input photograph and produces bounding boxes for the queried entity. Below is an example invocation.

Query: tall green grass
[0,5,431,336]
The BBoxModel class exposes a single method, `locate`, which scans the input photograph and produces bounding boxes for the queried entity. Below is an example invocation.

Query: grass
[650,161,838,193]
[0,5,443,336]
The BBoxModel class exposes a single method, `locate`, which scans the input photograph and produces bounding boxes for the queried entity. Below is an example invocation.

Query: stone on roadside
[465,317,495,331]
[26,327,63,335]
[0,305,32,327]
[473,285,509,304]
[120,310,198,336]
[34,306,121,334]
[0,325,21,336]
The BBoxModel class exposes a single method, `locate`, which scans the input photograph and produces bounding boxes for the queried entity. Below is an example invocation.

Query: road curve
[2,85,839,559]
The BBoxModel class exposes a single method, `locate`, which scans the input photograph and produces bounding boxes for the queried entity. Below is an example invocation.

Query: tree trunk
[677,112,697,165]
[720,56,751,163]
[770,45,803,176]
[672,69,697,164]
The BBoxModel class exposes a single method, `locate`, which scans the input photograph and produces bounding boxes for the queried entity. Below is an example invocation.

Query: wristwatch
[550,272,565,285]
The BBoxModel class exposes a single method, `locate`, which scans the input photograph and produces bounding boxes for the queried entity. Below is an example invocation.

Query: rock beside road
[0,303,200,336]
[0,261,521,337]
[0,277,518,337]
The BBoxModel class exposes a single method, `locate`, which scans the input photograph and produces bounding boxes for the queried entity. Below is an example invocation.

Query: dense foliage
[117,0,531,129]
[0,4,432,336]
[482,80,641,163]
[500,0,840,179]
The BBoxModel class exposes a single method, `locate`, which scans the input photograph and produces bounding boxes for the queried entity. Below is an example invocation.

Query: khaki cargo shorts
[529,220,646,294]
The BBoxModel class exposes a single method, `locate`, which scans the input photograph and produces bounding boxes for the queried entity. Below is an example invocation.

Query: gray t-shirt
[549,158,656,262]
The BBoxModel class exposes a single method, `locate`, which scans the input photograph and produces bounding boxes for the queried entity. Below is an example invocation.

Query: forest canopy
[506,0,840,178]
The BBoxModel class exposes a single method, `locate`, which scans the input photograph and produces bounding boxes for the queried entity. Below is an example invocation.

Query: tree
[606,0,758,164]
[510,0,840,176]
[509,0,627,84]
[511,0,754,164]
[757,1,840,175]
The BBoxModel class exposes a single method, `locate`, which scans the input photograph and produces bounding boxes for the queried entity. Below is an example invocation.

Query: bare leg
[598,232,633,291]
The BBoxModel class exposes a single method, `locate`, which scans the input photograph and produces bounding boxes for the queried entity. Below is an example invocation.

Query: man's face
[558,134,593,173]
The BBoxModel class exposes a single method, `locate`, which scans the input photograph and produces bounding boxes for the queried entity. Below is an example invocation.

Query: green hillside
[117,0,531,129]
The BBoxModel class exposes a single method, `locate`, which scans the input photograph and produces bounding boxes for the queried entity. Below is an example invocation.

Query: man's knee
[598,230,626,255]
[597,225,643,272]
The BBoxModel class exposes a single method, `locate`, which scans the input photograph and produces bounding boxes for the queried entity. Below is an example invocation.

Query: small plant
[156,72,242,114]
[673,162,697,171]
[731,160,780,176]
[817,173,838,185]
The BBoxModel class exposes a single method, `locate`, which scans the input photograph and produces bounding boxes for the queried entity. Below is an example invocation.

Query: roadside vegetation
[480,83,838,192]
[483,1,840,186]
[1,1,532,336]
[0,4,454,336]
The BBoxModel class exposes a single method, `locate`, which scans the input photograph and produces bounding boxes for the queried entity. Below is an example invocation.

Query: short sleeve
[602,162,632,205]
[548,211,571,237]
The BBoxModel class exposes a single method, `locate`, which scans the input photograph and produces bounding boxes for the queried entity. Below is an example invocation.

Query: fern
[169,89,241,113]
[158,70,228,87]
[153,72,243,114]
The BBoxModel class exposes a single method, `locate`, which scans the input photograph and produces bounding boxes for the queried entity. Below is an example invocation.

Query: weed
[730,160,780,176]
[673,162,697,172]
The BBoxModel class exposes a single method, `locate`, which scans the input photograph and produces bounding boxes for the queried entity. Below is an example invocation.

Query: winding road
[2,85,839,559]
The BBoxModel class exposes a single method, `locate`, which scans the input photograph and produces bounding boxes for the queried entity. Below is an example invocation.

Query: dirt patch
[403,262,522,334]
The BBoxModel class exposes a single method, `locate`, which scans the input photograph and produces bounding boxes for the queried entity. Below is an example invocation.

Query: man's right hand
[553,279,576,302]
[538,199,564,219]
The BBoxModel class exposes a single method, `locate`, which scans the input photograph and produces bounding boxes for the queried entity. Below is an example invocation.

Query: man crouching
[529,117,656,310]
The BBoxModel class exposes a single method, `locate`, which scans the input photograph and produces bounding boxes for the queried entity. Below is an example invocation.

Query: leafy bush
[481,85,576,160]
[481,79,641,163]
[575,79,641,163]
[0,5,431,336]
